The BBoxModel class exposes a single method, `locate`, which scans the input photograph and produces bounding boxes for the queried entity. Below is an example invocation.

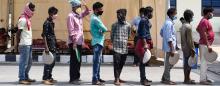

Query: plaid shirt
[111,21,131,54]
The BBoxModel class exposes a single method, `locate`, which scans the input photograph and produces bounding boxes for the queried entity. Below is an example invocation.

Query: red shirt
[197,18,215,45]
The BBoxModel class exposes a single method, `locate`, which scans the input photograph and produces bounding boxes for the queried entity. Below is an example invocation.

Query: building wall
[13,0,140,41]
[0,0,8,28]
[176,0,220,44]
[10,0,167,57]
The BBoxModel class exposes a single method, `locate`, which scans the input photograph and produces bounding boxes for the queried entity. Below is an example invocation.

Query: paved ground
[0,64,220,86]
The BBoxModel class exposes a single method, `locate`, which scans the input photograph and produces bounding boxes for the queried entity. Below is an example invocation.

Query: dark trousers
[43,52,56,80]
[69,44,82,81]
[183,55,192,81]
[113,52,127,79]
[139,61,146,81]
[133,36,139,65]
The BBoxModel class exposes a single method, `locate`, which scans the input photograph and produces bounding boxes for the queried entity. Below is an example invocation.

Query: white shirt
[18,17,32,45]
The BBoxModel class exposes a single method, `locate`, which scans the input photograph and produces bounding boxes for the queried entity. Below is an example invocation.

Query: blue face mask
[172,16,177,20]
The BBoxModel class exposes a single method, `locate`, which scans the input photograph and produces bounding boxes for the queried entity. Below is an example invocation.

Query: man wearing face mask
[41,6,59,85]
[180,10,196,84]
[16,2,35,85]
[160,8,177,85]
[90,2,107,85]
[110,9,131,85]
[67,0,90,85]
[196,7,215,85]
[136,6,153,86]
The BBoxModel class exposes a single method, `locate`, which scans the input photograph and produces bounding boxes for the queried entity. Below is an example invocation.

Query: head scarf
[69,0,81,7]
[22,3,34,18]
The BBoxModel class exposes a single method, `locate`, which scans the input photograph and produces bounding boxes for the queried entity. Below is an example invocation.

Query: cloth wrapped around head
[22,2,34,18]
[69,0,81,7]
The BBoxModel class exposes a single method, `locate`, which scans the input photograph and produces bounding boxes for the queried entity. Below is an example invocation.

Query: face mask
[209,13,213,19]
[76,8,82,14]
[97,11,103,16]
[52,14,58,20]
[172,16,177,20]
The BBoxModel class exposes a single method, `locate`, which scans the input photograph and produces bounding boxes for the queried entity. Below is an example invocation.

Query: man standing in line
[41,6,59,85]
[67,0,90,84]
[111,9,131,85]
[137,6,154,86]
[160,8,177,85]
[90,2,107,85]
[16,2,36,85]
[180,10,196,84]
[197,7,215,85]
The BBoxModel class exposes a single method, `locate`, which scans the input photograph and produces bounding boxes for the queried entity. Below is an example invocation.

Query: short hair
[93,2,103,10]
[29,2,35,9]
[139,7,145,14]
[117,9,127,16]
[48,6,58,15]
[143,6,153,16]
[180,17,184,21]
[145,6,153,13]
[167,8,176,16]
[203,7,214,15]
[184,9,194,21]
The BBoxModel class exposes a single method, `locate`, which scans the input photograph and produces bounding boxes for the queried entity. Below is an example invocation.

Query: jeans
[92,44,103,82]
[42,52,56,80]
[69,44,82,81]
[113,52,127,79]
[18,45,32,81]
[161,52,174,81]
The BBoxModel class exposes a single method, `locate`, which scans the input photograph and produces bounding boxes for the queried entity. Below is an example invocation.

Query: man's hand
[144,44,148,51]
[45,48,49,54]
[208,46,212,53]
[191,49,195,57]
[72,44,77,49]
[170,51,175,57]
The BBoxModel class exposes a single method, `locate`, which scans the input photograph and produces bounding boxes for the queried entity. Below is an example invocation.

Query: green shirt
[90,14,107,46]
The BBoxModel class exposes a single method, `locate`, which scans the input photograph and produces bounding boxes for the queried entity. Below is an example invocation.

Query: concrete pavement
[0,64,220,86]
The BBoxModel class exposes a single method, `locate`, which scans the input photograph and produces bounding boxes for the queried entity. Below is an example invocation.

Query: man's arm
[81,5,90,18]
[42,23,50,53]
[186,28,195,55]
[95,19,107,33]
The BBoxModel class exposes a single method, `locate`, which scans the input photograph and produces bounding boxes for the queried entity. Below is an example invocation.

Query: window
[202,0,220,16]
[170,0,176,8]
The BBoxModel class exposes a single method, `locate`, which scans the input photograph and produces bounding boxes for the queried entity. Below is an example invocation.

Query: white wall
[176,0,220,32]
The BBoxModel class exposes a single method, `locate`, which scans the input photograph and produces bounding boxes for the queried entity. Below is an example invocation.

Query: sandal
[183,80,196,84]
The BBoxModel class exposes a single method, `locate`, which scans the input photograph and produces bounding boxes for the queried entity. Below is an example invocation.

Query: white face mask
[52,14,58,20]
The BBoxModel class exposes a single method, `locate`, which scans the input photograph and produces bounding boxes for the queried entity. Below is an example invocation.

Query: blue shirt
[137,17,152,40]
[131,16,141,30]
[90,14,107,46]
[160,18,177,52]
